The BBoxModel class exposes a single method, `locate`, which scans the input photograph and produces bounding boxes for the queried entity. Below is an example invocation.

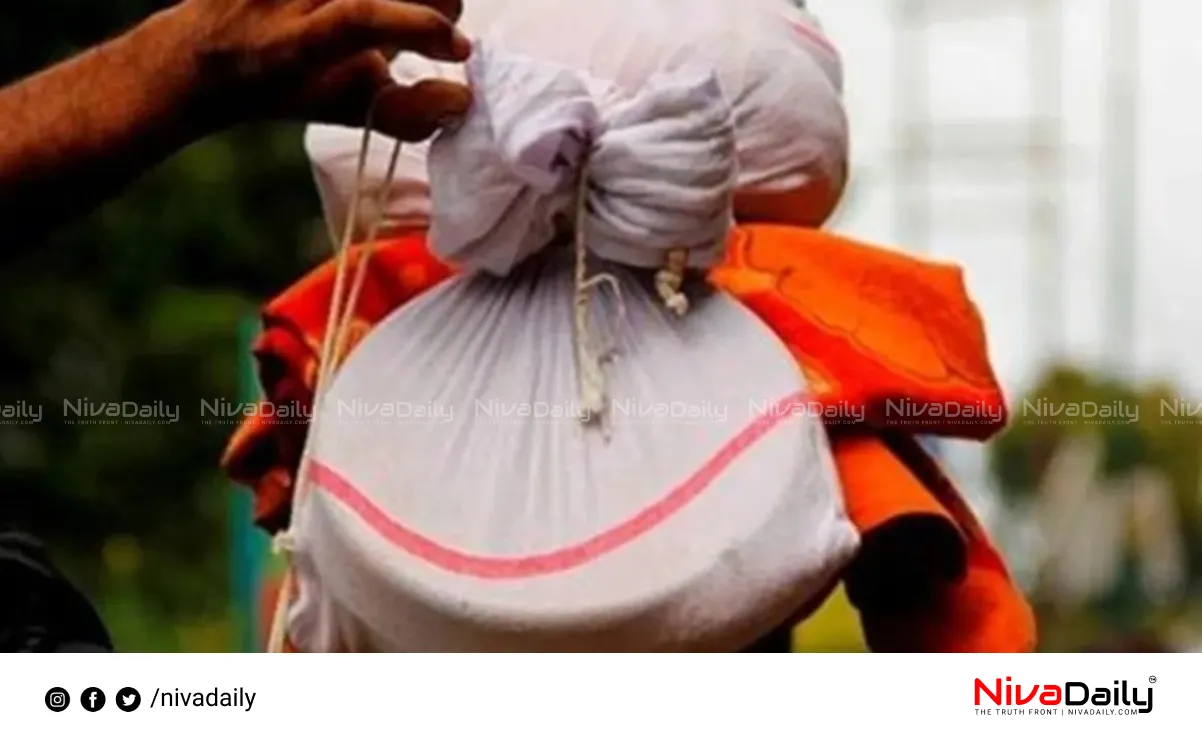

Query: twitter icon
[116,687,141,712]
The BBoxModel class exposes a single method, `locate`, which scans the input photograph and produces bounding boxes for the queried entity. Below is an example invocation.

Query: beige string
[570,164,692,431]
[572,163,619,430]
[265,95,403,654]
[655,248,690,316]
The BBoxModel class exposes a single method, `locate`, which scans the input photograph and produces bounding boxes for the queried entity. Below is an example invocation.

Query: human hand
[177,0,473,141]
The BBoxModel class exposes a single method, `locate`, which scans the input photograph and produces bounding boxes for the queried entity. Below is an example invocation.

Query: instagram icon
[45,687,70,712]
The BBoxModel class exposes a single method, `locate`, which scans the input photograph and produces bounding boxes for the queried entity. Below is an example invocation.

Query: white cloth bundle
[287,45,858,653]
[291,258,859,652]
[305,0,847,242]
[428,45,736,274]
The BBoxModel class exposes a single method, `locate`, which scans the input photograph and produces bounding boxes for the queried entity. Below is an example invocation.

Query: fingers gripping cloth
[427,45,736,424]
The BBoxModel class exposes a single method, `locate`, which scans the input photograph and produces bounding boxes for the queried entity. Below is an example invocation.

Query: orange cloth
[224,225,1035,652]
[224,237,454,533]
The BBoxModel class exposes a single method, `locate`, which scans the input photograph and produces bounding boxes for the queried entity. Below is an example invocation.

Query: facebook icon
[81,687,106,712]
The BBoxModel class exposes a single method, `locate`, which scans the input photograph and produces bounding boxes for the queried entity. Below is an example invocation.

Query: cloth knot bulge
[428,45,739,425]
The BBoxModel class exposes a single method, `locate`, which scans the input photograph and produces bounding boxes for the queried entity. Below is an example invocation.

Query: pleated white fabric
[427,45,736,274]
[290,253,859,651]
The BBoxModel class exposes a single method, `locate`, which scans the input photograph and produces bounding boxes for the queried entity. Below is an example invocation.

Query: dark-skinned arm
[0,0,472,236]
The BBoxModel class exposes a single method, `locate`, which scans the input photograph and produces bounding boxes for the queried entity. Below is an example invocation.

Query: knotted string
[655,248,690,316]
[571,160,624,433]
[265,92,403,654]
[571,160,695,432]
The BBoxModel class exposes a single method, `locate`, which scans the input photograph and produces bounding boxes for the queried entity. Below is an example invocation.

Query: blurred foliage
[993,366,1139,495]
[792,586,866,652]
[0,2,326,650]
[989,363,1202,647]
[989,364,1202,582]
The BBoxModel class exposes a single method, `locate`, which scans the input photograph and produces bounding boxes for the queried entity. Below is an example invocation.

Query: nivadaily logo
[974,677,1154,716]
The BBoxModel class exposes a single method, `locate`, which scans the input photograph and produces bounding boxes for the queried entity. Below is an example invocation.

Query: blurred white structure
[892,0,1067,364]
[888,0,1146,546]
[890,0,1070,520]
[1033,435,1122,606]
[1102,0,1140,376]
[1129,468,1186,603]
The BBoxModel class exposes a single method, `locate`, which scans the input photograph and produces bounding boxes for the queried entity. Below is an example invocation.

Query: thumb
[297,51,471,141]
[370,77,472,142]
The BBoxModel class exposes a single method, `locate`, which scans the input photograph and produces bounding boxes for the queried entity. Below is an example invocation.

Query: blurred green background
[1,1,1198,652]
[0,1,319,651]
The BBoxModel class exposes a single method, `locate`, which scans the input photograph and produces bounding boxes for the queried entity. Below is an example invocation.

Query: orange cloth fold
[223,237,453,532]
[710,225,1034,652]
[840,433,1036,652]
[224,225,1035,652]
[711,225,1008,439]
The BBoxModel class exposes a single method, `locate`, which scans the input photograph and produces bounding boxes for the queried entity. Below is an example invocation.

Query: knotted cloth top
[427,44,738,276]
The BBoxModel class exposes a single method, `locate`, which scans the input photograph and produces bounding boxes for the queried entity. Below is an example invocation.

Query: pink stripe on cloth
[308,390,810,579]
[784,18,840,60]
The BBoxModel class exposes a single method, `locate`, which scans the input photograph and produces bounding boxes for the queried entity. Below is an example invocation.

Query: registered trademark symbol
[1149,676,1157,684]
